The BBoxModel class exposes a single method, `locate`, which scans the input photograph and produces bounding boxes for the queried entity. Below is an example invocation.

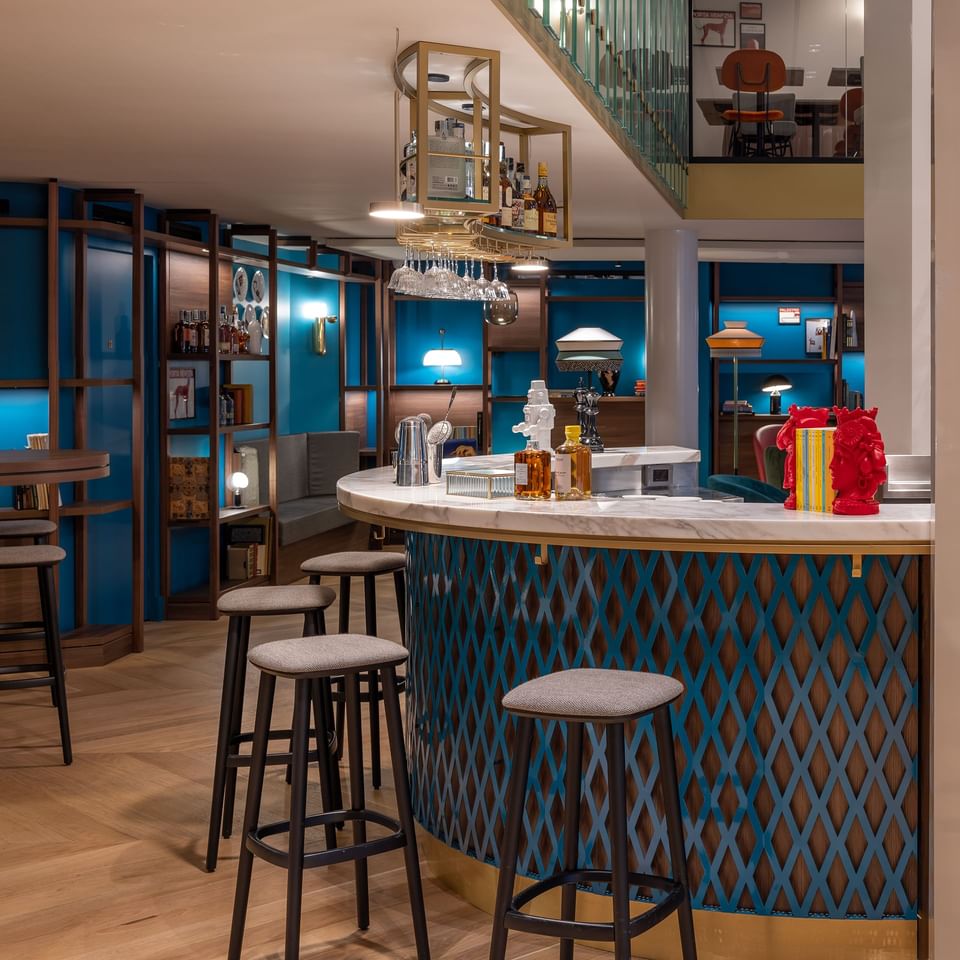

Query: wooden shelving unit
[0,181,145,662]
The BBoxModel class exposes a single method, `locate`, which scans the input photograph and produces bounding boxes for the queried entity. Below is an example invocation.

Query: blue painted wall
[395,299,484,385]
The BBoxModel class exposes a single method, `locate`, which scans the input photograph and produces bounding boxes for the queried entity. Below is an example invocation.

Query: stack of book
[15,433,56,511]
[722,399,753,414]
[222,517,272,582]
[222,383,254,425]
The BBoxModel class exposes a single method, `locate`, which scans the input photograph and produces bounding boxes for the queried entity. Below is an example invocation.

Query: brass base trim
[339,503,931,557]
[420,833,917,960]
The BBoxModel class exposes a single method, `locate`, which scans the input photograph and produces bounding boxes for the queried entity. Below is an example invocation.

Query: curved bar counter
[338,450,931,960]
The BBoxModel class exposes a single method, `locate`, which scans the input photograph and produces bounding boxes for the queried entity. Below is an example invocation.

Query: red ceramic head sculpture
[776,405,830,510]
[831,406,886,515]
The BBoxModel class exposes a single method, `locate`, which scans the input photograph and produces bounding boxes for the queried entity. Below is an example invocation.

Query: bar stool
[0,545,72,765]
[228,634,430,960]
[301,550,406,789]
[0,518,57,543]
[206,584,338,873]
[491,668,697,960]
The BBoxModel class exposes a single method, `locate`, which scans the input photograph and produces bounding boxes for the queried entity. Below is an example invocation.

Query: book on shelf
[222,383,254,425]
[17,433,60,511]
[222,516,272,579]
[722,399,753,414]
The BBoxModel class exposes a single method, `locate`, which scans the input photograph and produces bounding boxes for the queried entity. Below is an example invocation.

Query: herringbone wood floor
[0,567,608,960]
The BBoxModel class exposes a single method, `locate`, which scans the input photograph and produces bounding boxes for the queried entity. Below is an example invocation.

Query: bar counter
[337,449,931,960]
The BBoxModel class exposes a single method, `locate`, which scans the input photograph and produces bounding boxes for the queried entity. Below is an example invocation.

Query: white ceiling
[1,0,861,258]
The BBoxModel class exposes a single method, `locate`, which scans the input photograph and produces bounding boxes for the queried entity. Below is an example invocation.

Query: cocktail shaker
[395,416,429,486]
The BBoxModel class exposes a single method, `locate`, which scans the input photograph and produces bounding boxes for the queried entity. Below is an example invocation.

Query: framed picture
[805,319,831,355]
[740,2,762,19]
[168,367,196,420]
[740,21,766,49]
[693,9,736,47]
[779,306,801,325]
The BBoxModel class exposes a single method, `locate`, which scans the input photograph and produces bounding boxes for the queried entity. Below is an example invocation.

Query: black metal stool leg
[559,721,584,960]
[222,615,251,839]
[345,671,370,930]
[338,575,351,632]
[310,678,338,850]
[489,715,534,960]
[206,615,242,871]
[393,568,406,645]
[321,677,344,816]
[364,574,381,789]
[36,565,58,708]
[382,664,431,959]
[605,723,631,960]
[284,680,310,960]
[38,564,71,765]
[654,707,698,960]
[334,576,351,762]
[228,672,276,960]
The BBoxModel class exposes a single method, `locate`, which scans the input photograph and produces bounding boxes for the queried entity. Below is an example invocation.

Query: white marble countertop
[337,450,932,550]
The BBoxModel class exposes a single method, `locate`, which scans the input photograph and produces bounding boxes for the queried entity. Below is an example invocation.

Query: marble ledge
[337,465,932,550]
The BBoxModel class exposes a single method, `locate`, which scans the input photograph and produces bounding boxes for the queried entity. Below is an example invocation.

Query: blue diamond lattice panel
[404,534,921,920]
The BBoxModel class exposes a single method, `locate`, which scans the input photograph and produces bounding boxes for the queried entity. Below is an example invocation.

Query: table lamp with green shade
[706,320,765,474]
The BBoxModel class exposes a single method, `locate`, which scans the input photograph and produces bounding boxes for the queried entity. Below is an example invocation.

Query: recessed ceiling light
[511,258,550,274]
[368,200,425,221]
[428,72,450,83]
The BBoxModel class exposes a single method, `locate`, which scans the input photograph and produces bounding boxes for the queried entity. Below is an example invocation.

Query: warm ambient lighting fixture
[304,301,338,355]
[762,374,793,415]
[511,258,550,274]
[368,200,424,221]
[229,471,249,508]
[422,328,462,385]
[706,320,765,474]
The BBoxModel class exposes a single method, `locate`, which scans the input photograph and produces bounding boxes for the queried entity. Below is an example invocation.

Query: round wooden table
[0,449,110,487]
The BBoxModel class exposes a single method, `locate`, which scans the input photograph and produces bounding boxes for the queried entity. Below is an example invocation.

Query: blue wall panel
[395,300,483,385]
[491,400,526,454]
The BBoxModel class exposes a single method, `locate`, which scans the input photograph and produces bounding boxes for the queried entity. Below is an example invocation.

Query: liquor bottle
[534,162,558,237]
[514,435,551,500]
[554,425,592,500]
[238,310,250,354]
[172,311,185,353]
[218,306,229,353]
[198,310,210,353]
[190,309,201,352]
[511,164,526,229]
[514,161,526,196]
[230,308,241,355]
[499,161,513,227]
[521,177,538,233]
[400,130,417,201]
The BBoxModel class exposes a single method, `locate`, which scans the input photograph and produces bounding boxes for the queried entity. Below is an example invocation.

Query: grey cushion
[218,584,335,616]
[278,497,349,546]
[277,434,309,504]
[307,431,360,497]
[301,550,406,576]
[502,668,684,722]
[0,519,57,539]
[0,544,66,568]
[248,633,408,679]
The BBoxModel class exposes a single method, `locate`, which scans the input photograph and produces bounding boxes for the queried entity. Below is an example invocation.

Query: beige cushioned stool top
[301,550,406,576]
[217,584,336,616]
[0,519,57,539]
[502,668,684,723]
[248,634,408,679]
[0,544,66,569]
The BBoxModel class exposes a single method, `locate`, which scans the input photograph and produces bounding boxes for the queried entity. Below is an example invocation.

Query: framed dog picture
[740,2,762,19]
[693,10,736,47]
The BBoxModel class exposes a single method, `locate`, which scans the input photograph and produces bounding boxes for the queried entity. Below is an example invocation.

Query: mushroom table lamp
[422,328,462,385]
[762,374,793,415]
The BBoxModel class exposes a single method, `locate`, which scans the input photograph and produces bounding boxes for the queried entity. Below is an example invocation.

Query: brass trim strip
[339,504,932,557]
[420,833,917,960]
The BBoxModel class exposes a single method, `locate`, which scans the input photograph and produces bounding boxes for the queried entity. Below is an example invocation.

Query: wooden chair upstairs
[720,49,788,156]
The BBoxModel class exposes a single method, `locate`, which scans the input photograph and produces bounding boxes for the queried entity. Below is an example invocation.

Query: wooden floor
[0,569,609,960]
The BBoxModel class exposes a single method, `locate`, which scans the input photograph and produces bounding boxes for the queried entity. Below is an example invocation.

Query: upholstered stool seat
[502,668,684,722]
[0,518,57,540]
[301,549,408,790]
[205,582,339,872]
[301,550,406,576]
[229,635,430,960]
[492,668,697,960]
[218,584,335,616]
[249,634,408,679]
[0,545,66,568]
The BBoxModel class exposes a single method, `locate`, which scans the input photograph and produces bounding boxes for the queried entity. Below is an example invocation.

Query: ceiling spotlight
[368,200,425,221]
[511,257,549,274]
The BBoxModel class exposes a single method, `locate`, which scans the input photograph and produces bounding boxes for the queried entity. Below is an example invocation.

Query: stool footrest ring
[505,868,685,942]
[247,809,406,870]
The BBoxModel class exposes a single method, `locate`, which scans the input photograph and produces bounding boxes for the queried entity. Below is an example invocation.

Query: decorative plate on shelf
[251,270,266,303]
[244,303,259,328]
[260,305,270,339]
[233,268,248,302]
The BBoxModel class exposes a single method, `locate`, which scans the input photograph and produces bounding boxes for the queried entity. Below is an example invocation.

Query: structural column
[864,0,931,454]
[644,228,699,449]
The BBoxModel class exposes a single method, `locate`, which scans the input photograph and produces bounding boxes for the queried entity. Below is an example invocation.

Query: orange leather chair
[753,422,782,482]
[720,49,787,156]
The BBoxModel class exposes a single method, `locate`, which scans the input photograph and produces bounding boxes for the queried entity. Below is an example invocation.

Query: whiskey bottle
[499,160,513,227]
[554,425,592,500]
[521,177,538,233]
[173,311,186,353]
[534,162,558,237]
[198,310,210,353]
[230,308,241,355]
[514,435,551,500]
[218,306,229,353]
[190,309,201,352]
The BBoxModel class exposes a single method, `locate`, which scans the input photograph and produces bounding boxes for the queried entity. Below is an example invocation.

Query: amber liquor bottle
[534,162,558,237]
[554,425,592,500]
[514,435,552,500]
